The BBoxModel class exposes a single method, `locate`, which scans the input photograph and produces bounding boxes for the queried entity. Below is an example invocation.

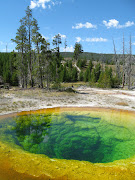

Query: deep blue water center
[0,112,135,163]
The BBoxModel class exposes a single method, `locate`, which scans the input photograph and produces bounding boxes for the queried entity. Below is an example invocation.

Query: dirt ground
[0,87,135,115]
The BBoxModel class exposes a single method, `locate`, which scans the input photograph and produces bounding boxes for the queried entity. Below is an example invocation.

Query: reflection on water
[0,110,135,163]
[13,115,51,152]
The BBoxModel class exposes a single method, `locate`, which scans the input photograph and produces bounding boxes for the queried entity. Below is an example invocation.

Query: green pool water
[0,111,135,163]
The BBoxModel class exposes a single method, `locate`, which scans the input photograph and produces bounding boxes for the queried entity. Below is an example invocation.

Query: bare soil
[0,87,135,115]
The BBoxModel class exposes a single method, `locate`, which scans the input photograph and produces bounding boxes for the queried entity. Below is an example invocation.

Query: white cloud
[30,1,37,9]
[103,19,119,28]
[30,0,61,9]
[75,37,108,42]
[103,19,134,29]
[52,1,61,6]
[124,21,134,28]
[72,22,97,29]
[132,42,135,46]
[62,45,74,52]
[76,37,82,42]
[85,37,108,42]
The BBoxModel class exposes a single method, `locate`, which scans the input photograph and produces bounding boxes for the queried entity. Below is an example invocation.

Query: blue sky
[0,0,135,54]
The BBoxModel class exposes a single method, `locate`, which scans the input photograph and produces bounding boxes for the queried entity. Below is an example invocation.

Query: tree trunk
[113,39,120,80]
[128,35,132,90]
[122,34,125,88]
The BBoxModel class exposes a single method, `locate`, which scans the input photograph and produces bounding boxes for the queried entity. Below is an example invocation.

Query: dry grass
[61,82,87,88]
[6,87,77,98]
[116,102,129,106]
[0,87,78,114]
[0,86,135,115]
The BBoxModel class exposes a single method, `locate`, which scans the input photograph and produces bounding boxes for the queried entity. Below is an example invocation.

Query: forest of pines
[0,6,134,90]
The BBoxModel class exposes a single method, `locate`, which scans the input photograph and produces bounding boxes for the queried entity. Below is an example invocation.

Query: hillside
[61,52,114,63]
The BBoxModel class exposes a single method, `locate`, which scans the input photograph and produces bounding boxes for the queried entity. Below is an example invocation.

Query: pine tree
[88,60,93,71]
[73,42,83,61]
[40,38,52,89]
[90,68,96,83]
[79,70,84,81]
[11,20,28,88]
[72,67,78,82]
[61,64,67,82]
[3,53,11,84]
[98,67,113,88]
[23,6,37,87]
[9,51,18,86]
[32,18,40,54]
[52,34,62,65]
[68,60,72,69]
[12,6,41,88]
[52,34,62,85]
[64,38,67,52]
[84,68,91,82]
[95,63,101,82]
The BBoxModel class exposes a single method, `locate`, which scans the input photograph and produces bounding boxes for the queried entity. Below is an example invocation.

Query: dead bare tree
[128,35,132,89]
[124,35,135,89]
[113,39,120,80]
[122,33,125,88]
[112,35,135,89]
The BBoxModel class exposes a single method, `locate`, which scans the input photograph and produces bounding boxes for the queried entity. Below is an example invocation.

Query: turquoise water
[0,112,135,163]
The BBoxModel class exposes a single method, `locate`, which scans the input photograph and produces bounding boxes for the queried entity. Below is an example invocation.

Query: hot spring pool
[0,107,135,179]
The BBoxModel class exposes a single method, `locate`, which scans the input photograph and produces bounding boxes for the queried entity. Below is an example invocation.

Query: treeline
[0,6,134,89]
[0,6,84,89]
[0,51,120,88]
[0,52,18,86]
[61,59,119,88]
[61,52,115,64]
[0,3,120,89]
